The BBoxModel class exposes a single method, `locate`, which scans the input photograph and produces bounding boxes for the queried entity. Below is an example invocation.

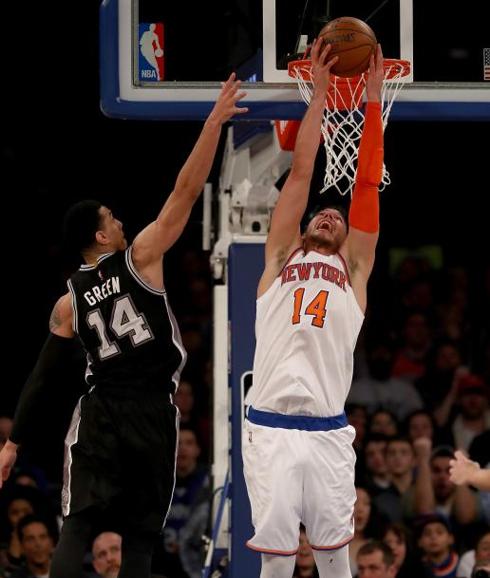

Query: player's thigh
[303,426,356,548]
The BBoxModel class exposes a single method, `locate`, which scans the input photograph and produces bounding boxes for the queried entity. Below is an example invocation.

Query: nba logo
[139,23,164,82]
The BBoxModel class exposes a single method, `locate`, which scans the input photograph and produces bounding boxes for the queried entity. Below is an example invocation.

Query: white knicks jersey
[246,249,364,417]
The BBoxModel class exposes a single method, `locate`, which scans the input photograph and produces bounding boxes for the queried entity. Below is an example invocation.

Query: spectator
[173,379,210,459]
[392,312,432,383]
[404,410,454,448]
[360,435,391,495]
[411,441,479,530]
[382,522,425,578]
[158,427,210,578]
[293,526,318,578]
[91,532,122,578]
[348,341,423,420]
[369,410,398,439]
[356,540,397,578]
[349,487,380,577]
[416,341,465,413]
[0,488,39,570]
[458,530,490,578]
[451,375,490,452]
[346,404,369,453]
[415,513,459,578]
[374,437,414,523]
[9,515,56,578]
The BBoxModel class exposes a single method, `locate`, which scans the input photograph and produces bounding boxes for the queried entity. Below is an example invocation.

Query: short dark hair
[413,513,452,538]
[17,514,55,542]
[62,200,102,255]
[358,539,395,567]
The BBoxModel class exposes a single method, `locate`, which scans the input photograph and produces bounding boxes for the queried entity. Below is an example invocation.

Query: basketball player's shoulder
[49,292,73,332]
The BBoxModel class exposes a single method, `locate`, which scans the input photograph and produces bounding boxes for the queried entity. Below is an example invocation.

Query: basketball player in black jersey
[0,73,247,578]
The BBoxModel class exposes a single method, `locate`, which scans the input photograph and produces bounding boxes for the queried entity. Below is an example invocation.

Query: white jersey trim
[79,252,115,270]
[161,406,180,530]
[62,394,86,517]
[67,279,78,334]
[125,246,166,296]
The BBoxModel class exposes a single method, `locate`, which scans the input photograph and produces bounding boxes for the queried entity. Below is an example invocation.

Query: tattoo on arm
[49,302,62,332]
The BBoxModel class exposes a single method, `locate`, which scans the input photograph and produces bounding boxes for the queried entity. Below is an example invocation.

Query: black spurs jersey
[67,248,186,393]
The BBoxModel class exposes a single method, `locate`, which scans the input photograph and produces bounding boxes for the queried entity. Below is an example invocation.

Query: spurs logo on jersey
[246,249,364,417]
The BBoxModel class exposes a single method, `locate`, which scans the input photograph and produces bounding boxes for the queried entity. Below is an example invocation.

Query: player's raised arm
[0,294,74,487]
[258,41,338,295]
[132,74,247,270]
[344,44,384,298]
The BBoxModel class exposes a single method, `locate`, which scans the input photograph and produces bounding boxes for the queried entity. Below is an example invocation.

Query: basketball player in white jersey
[242,40,385,578]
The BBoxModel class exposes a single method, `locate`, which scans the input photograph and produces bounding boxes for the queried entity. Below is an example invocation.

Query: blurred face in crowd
[370,412,397,438]
[459,390,488,419]
[177,429,200,476]
[431,456,454,501]
[408,413,433,442]
[385,441,414,477]
[174,381,195,416]
[347,406,368,446]
[365,440,388,477]
[403,313,430,349]
[476,532,490,561]
[357,550,397,578]
[383,529,407,569]
[435,344,461,372]
[354,488,371,534]
[367,345,393,381]
[8,499,34,528]
[92,532,122,578]
[418,522,453,557]
[20,521,54,570]
[296,529,315,572]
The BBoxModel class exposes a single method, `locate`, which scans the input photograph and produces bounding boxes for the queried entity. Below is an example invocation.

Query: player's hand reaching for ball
[365,44,384,102]
[208,73,248,124]
[311,39,339,97]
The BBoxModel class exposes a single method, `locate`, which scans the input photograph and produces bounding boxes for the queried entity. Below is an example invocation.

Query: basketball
[155,48,163,57]
[318,17,377,77]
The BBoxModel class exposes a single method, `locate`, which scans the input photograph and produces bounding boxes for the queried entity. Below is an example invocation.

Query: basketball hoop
[286,58,411,196]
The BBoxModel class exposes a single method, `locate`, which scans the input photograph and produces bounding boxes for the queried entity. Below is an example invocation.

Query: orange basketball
[318,17,377,78]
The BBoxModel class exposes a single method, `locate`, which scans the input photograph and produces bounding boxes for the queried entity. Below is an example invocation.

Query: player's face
[98,206,127,251]
[304,208,347,252]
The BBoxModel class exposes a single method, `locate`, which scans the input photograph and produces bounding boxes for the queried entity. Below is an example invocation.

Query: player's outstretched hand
[311,39,338,97]
[449,450,480,486]
[366,44,384,102]
[0,441,18,489]
[208,73,248,124]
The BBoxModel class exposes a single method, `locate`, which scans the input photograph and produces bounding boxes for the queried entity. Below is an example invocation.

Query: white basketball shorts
[242,417,356,555]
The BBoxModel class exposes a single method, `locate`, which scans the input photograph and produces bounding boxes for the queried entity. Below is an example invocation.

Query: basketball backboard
[100,0,490,119]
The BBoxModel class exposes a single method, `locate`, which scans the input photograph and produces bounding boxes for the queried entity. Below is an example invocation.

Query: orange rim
[287,58,410,111]
[287,58,411,81]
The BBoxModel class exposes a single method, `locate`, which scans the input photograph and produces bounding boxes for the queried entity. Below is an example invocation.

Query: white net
[289,59,410,196]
